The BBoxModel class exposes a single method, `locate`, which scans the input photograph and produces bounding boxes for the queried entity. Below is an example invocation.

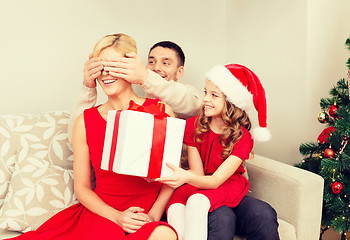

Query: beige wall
[1,0,350,169]
[0,0,227,113]
[226,0,350,166]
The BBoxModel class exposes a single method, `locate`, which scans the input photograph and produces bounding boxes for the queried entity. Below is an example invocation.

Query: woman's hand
[155,163,192,188]
[115,207,151,233]
[83,54,103,88]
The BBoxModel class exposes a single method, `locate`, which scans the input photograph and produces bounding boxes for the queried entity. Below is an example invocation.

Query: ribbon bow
[128,100,169,118]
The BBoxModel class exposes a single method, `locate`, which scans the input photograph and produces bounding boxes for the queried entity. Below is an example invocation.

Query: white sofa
[0,111,324,240]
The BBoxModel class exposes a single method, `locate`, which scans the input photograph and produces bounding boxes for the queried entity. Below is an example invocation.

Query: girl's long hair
[195,100,251,160]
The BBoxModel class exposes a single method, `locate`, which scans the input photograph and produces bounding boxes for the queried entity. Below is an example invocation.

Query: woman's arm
[73,114,120,219]
[156,146,242,189]
[68,56,103,143]
[72,114,149,233]
[143,70,201,119]
[68,86,97,143]
[100,52,202,119]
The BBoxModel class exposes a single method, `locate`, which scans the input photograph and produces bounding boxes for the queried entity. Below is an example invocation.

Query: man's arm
[104,52,202,120]
[68,55,102,143]
[142,70,201,119]
[68,85,97,143]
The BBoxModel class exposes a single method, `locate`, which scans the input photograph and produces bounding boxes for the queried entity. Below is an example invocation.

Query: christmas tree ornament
[340,136,349,154]
[324,148,335,158]
[336,136,349,160]
[328,104,338,118]
[296,36,350,238]
[317,127,336,144]
[336,137,350,175]
[318,111,329,123]
[331,181,344,195]
[342,232,347,240]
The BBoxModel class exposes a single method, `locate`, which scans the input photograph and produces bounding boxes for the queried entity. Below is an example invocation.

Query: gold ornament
[318,111,329,123]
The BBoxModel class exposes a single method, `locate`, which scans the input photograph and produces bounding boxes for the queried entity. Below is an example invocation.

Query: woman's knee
[148,225,177,240]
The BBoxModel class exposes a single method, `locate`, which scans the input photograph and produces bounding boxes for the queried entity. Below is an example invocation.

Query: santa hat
[205,64,271,142]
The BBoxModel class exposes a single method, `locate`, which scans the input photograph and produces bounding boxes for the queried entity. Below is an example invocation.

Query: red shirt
[183,116,253,177]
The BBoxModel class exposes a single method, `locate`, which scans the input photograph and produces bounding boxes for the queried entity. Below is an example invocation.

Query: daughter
[156,64,271,240]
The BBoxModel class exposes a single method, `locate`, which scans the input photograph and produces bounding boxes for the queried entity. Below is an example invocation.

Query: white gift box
[101,110,186,178]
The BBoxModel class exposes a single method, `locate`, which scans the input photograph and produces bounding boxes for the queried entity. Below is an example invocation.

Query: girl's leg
[167,203,186,240]
[184,193,211,240]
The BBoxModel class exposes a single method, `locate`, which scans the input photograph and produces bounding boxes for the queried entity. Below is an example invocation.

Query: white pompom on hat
[205,64,271,142]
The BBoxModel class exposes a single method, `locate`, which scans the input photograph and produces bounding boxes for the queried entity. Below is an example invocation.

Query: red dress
[7,99,175,240]
[167,116,253,212]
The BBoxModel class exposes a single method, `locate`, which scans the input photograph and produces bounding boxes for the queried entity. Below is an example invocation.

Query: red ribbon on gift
[128,100,169,118]
[108,100,169,178]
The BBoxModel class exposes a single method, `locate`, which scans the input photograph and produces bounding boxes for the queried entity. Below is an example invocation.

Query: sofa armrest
[246,155,324,240]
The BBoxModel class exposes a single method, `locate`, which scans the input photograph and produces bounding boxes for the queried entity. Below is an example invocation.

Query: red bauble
[328,105,338,118]
[324,148,335,158]
[330,181,343,194]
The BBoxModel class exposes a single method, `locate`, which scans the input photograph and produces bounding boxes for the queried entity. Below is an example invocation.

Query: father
[68,40,280,240]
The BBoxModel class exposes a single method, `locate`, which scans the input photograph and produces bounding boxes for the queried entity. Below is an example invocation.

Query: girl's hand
[83,54,103,88]
[115,207,151,233]
[155,163,191,188]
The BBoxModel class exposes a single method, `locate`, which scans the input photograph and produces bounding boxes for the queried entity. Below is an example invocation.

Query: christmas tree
[296,36,350,240]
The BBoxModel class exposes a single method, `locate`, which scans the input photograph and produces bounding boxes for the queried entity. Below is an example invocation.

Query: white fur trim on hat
[205,65,254,111]
[251,127,271,142]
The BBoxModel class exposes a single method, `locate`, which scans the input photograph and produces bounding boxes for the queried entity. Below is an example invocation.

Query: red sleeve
[231,127,253,161]
[183,116,198,147]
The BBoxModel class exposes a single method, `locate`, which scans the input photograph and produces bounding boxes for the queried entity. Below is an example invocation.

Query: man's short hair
[149,41,185,67]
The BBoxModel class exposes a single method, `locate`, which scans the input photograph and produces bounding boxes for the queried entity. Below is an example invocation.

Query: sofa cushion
[277,219,296,240]
[0,111,77,232]
[0,116,21,207]
[0,159,76,232]
[0,228,21,238]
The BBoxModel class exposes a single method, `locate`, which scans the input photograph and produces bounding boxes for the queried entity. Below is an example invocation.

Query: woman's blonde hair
[195,99,252,160]
[92,33,137,57]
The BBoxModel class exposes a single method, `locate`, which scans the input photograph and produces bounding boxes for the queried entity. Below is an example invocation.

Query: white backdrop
[1,0,350,165]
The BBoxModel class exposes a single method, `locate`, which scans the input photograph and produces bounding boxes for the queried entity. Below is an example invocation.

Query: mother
[7,33,177,240]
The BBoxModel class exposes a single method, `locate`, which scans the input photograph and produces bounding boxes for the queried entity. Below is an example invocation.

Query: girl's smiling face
[203,80,226,118]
